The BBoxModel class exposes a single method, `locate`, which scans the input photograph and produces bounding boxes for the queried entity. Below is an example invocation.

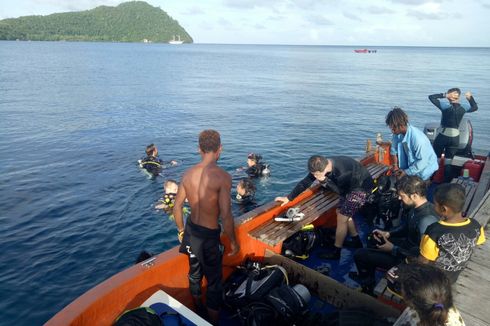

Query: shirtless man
[173,129,239,324]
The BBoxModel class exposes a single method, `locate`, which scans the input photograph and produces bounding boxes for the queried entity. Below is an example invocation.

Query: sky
[1,0,489,46]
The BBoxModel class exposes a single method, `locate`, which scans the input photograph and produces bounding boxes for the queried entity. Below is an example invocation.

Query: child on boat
[419,183,485,283]
[393,263,465,326]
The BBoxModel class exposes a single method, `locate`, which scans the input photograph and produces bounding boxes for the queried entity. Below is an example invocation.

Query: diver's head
[386,106,408,135]
[236,178,256,202]
[247,153,262,167]
[199,130,222,161]
[164,179,178,194]
[308,155,331,181]
[446,88,461,103]
[146,143,158,157]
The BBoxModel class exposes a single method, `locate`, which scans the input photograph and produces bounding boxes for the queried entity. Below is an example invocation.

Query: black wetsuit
[429,93,478,159]
[179,219,223,310]
[140,155,163,177]
[287,156,374,200]
[353,202,438,284]
[246,163,266,178]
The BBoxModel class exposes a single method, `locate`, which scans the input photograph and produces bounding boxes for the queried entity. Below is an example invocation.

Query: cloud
[478,0,490,9]
[343,11,362,22]
[217,17,234,28]
[31,0,122,12]
[180,6,205,15]
[222,0,263,9]
[406,8,461,20]
[364,6,395,14]
[254,23,266,29]
[305,14,333,26]
[388,0,446,4]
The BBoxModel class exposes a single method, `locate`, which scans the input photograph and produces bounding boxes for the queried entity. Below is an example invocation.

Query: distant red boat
[354,49,377,53]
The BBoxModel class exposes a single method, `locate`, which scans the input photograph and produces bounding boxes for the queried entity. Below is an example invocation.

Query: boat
[354,49,377,53]
[47,138,490,325]
[169,35,184,45]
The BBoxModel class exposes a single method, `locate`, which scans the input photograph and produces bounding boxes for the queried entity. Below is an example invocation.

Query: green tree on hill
[0,1,193,43]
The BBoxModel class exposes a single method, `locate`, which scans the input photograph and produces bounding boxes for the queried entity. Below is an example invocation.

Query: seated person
[155,180,189,219]
[236,178,256,205]
[393,263,465,326]
[419,183,485,283]
[139,144,177,177]
[351,176,438,292]
[245,153,270,178]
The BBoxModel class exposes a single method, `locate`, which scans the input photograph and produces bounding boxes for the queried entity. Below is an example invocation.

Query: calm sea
[0,42,489,325]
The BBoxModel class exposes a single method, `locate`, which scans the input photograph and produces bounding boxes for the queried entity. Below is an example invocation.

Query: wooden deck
[248,163,388,247]
[453,190,490,326]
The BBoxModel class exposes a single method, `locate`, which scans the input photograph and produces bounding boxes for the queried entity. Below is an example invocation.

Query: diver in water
[236,178,256,205]
[156,179,189,219]
[245,153,270,178]
[139,144,177,177]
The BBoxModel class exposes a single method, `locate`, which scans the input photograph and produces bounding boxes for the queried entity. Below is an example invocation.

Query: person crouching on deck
[275,155,374,260]
[173,129,240,325]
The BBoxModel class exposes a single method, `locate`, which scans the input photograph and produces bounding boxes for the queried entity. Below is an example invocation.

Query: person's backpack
[224,262,288,307]
[282,230,317,259]
[236,302,278,326]
[266,284,310,323]
[114,307,162,326]
[373,175,400,229]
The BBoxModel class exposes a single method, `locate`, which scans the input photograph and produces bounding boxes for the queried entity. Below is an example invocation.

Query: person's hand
[178,230,184,243]
[228,241,240,256]
[465,91,472,99]
[275,196,290,207]
[377,237,394,252]
[170,160,178,166]
[394,169,406,179]
[373,229,390,241]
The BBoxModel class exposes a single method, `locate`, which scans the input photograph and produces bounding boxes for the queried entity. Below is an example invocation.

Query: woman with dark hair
[393,263,465,326]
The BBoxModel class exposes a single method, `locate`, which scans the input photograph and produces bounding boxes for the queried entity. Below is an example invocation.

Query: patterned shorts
[338,190,368,218]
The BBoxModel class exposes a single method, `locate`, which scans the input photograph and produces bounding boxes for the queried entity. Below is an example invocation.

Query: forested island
[0,1,193,43]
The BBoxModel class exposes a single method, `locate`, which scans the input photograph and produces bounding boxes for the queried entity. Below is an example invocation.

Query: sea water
[0,42,489,324]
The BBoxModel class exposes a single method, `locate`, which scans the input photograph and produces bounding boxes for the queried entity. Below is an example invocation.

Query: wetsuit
[287,156,374,218]
[140,155,163,177]
[429,93,478,160]
[246,163,266,178]
[179,219,223,310]
[353,202,438,284]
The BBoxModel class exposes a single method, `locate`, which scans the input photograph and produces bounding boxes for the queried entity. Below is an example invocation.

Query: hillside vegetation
[0,1,193,43]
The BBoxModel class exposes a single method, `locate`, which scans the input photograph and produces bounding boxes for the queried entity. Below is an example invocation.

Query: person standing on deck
[275,155,374,260]
[429,89,478,182]
[173,130,240,325]
[386,107,438,181]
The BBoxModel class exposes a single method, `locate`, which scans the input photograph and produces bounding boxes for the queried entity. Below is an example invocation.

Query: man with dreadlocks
[386,107,438,181]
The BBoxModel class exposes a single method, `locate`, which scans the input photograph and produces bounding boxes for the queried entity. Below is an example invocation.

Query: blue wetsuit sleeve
[428,93,445,110]
[287,173,316,201]
[389,220,408,238]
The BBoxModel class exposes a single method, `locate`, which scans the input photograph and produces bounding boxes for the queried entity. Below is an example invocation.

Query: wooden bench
[248,163,388,247]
